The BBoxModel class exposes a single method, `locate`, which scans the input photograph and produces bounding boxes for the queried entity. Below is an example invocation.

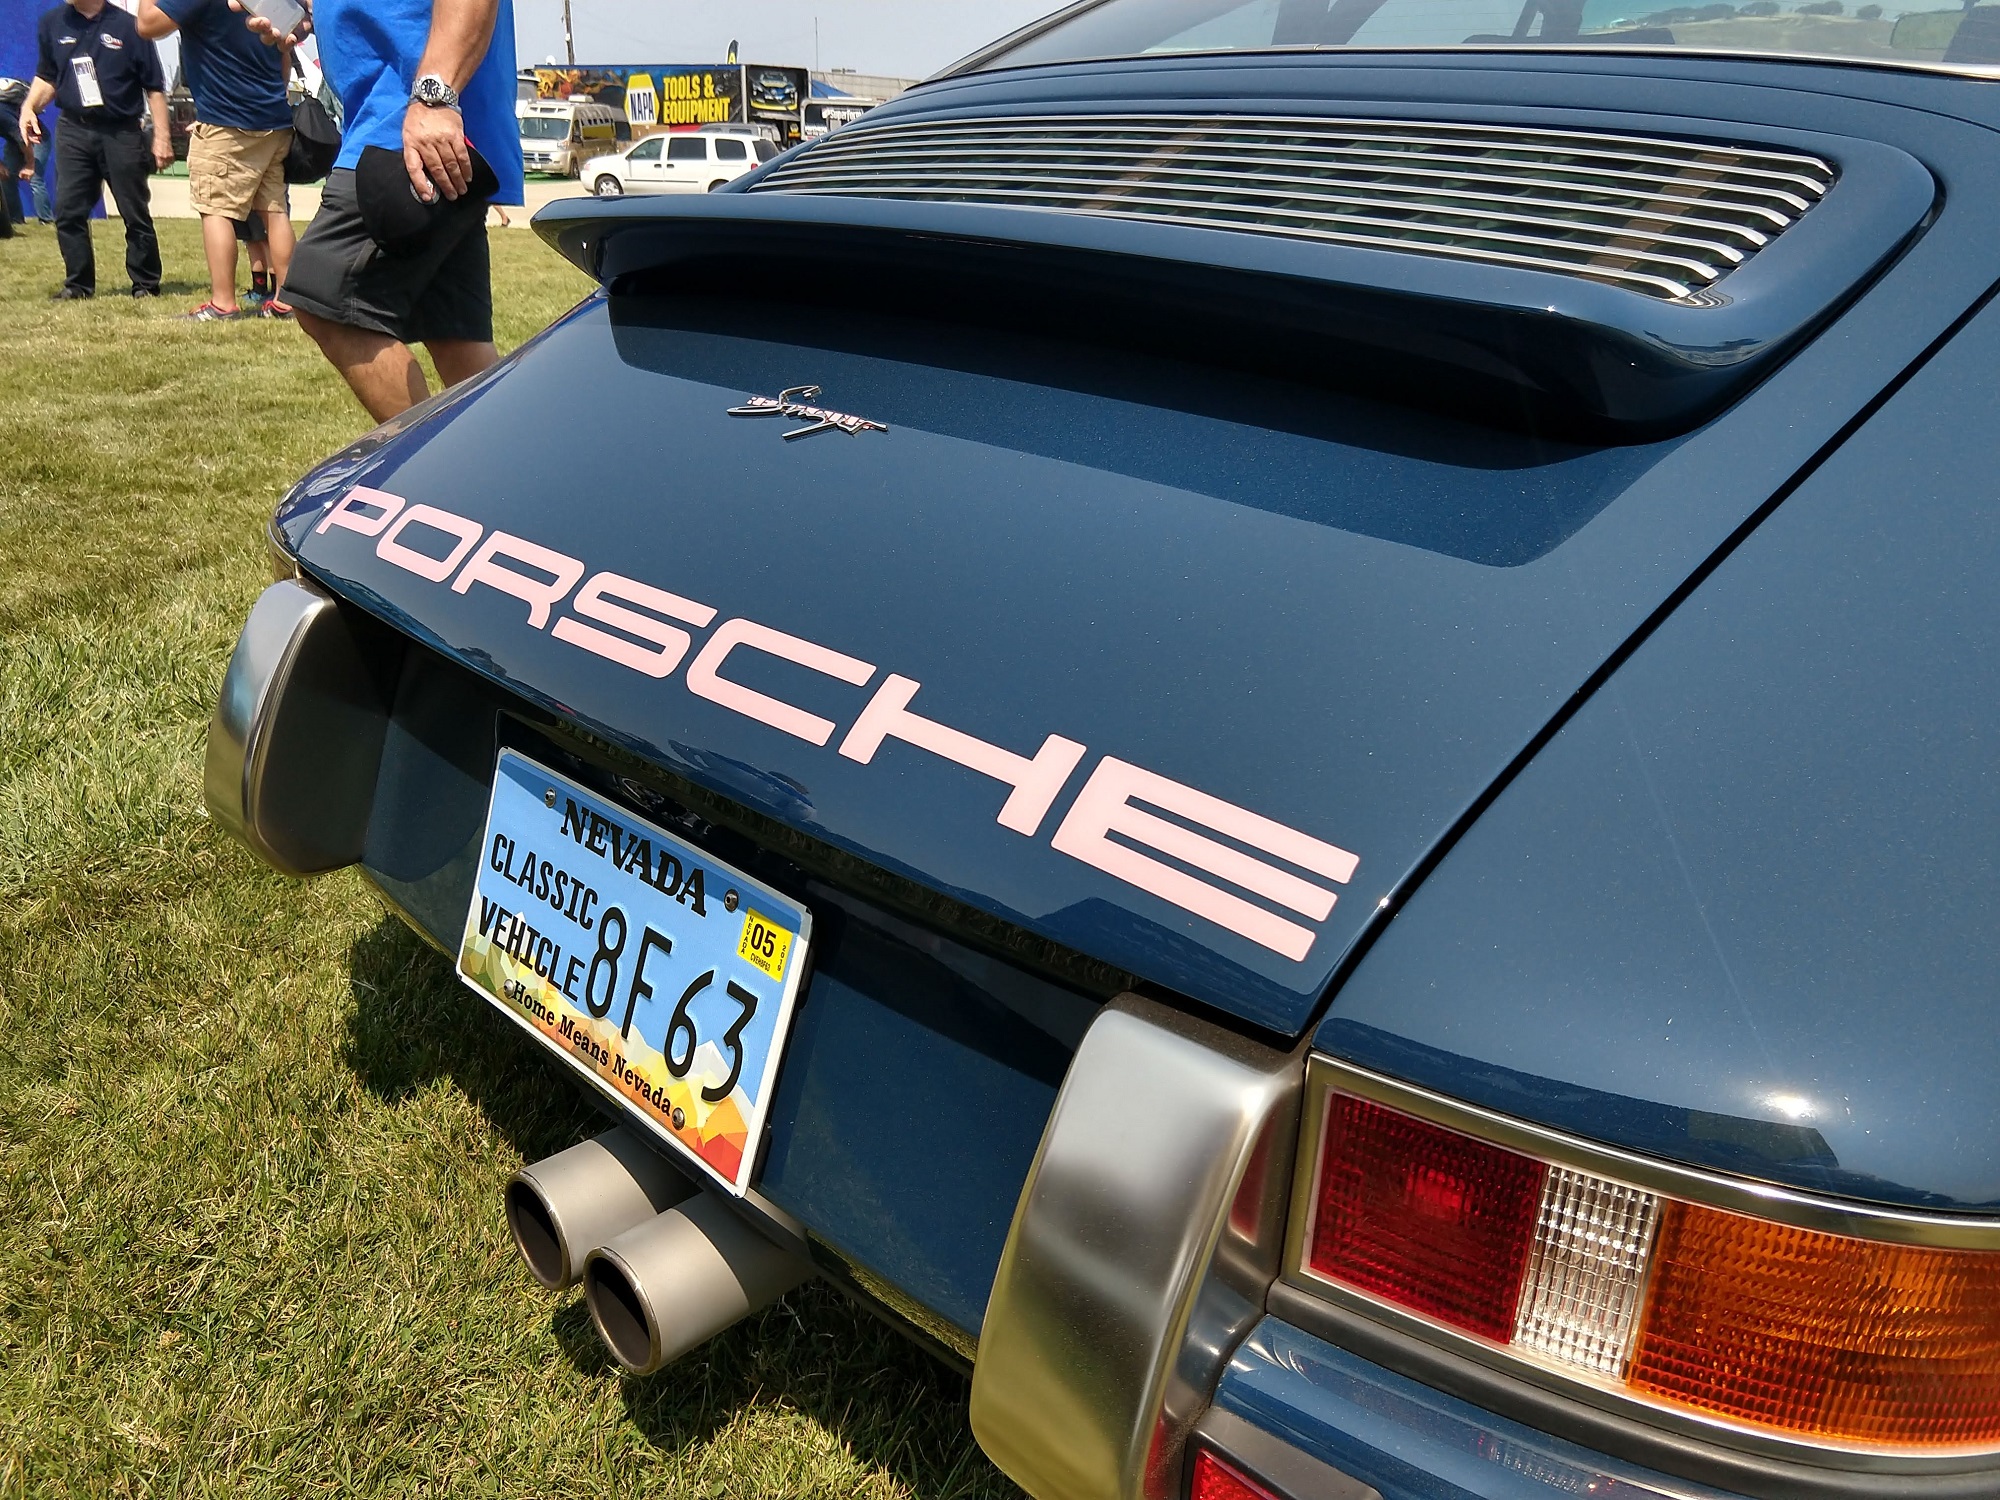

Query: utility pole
[562,0,576,65]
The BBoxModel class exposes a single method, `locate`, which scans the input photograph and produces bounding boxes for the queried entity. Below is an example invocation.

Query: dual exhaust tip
[505,1129,811,1375]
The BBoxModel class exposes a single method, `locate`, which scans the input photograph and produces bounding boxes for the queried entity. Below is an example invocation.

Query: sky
[508,0,1070,82]
[40,0,1070,102]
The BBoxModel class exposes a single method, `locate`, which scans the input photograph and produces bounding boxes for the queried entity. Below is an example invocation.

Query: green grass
[0,219,1016,1500]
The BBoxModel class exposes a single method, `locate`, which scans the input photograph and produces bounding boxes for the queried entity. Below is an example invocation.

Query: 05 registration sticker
[456,750,811,1194]
[736,910,792,980]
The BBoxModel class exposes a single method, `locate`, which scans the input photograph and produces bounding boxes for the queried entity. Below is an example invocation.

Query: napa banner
[531,63,807,142]
[623,66,741,128]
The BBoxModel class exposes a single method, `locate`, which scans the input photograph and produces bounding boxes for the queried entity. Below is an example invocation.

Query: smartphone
[244,0,306,38]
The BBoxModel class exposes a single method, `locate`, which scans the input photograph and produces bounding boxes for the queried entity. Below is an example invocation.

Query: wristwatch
[410,73,460,110]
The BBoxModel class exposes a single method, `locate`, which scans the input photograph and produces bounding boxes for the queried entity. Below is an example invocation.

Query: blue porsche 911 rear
[207,2,2000,1496]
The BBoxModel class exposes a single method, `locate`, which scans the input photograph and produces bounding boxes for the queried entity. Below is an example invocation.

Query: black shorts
[282,168,493,345]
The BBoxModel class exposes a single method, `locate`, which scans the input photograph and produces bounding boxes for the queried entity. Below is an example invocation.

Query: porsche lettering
[315,485,1358,959]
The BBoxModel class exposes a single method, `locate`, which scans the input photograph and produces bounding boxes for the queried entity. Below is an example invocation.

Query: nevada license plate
[456,750,811,1194]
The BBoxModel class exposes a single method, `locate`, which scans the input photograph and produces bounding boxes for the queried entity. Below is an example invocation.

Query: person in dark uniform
[18,0,173,299]
[0,79,24,237]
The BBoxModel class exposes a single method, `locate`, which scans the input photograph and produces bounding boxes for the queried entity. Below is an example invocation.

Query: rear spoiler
[532,147,1931,439]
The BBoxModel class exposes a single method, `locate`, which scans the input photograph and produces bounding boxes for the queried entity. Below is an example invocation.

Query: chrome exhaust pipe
[583,1191,814,1374]
[505,1129,694,1291]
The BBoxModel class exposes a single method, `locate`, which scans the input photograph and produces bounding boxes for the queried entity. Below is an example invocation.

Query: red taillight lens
[1308,1092,1547,1340]
[1189,1449,1282,1500]
[1631,1202,2000,1447]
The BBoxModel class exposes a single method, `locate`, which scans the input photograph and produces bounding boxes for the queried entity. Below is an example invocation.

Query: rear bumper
[1200,1319,1748,1500]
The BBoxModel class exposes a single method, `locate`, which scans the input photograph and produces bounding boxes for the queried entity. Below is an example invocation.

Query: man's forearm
[403,0,497,200]
[415,0,499,92]
[135,0,178,41]
[24,78,54,121]
[148,90,169,140]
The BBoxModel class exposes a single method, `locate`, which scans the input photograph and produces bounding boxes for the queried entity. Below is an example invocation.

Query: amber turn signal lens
[1631,1201,2000,1447]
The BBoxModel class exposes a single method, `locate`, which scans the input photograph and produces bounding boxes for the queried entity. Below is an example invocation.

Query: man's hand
[20,78,51,151]
[404,102,469,201]
[226,0,313,47]
[404,1,497,202]
[147,91,173,171]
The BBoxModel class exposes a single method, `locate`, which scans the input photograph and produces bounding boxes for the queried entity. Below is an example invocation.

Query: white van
[581,128,779,197]
[518,100,627,177]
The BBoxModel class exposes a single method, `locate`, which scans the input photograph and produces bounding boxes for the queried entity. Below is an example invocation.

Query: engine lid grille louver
[538,94,1930,435]
[750,114,1836,302]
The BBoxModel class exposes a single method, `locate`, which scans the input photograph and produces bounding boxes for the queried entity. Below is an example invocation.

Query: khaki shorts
[187,122,293,220]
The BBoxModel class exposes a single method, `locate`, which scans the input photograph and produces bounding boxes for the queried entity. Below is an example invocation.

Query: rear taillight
[1309,1093,1544,1340]
[1296,1072,2000,1455]
[1188,1449,1281,1500]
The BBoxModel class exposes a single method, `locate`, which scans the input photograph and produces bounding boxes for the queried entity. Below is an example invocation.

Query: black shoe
[131,286,161,299]
[50,287,93,301]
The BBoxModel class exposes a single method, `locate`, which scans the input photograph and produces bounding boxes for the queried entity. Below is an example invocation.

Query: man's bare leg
[199,213,241,312]
[427,338,500,388]
[260,207,297,286]
[297,310,429,421]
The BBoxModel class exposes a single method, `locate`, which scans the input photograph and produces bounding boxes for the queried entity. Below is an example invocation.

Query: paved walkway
[105,175,590,227]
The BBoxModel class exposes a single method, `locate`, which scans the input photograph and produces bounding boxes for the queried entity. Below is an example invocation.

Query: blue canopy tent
[0,0,39,82]
[2,0,47,219]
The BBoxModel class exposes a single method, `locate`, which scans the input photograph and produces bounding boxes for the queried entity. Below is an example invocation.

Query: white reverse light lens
[1512,1166,1660,1376]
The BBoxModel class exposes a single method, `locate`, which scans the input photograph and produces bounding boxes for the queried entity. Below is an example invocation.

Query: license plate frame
[455,749,812,1195]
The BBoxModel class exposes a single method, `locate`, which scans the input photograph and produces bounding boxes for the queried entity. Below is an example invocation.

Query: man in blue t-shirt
[237,0,523,421]
[138,0,296,320]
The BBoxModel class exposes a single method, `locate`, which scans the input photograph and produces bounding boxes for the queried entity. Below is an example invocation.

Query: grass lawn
[0,219,1016,1500]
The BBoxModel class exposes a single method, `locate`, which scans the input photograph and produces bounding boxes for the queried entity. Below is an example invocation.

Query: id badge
[72,55,104,110]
